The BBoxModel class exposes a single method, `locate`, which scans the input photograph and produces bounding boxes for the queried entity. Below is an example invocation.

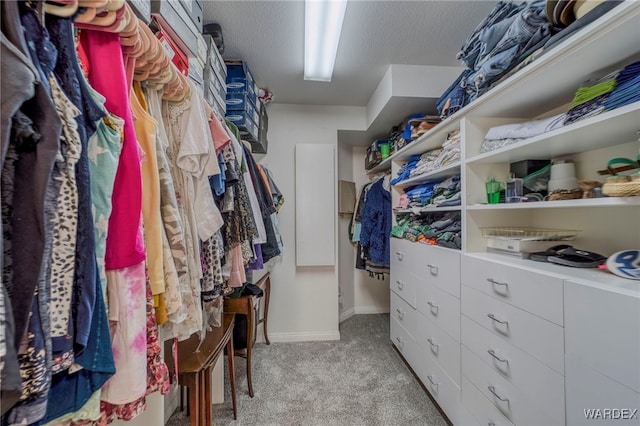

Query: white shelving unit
[384,2,640,425]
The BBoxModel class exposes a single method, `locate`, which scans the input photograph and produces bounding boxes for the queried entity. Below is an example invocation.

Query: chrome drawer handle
[487,278,508,287]
[396,336,404,349]
[427,301,439,314]
[427,264,439,275]
[427,338,439,350]
[396,281,404,290]
[488,385,509,403]
[488,423,496,426]
[395,252,404,261]
[487,313,508,326]
[396,308,404,320]
[488,349,509,364]
[427,375,439,389]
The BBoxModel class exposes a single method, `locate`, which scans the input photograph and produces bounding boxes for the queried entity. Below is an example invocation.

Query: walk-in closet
[2,1,639,425]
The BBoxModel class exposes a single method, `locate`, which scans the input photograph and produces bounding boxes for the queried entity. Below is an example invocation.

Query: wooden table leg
[263,276,271,345]
[227,333,237,419]
[204,366,212,426]
[199,371,207,425]
[246,297,255,398]
[185,373,200,426]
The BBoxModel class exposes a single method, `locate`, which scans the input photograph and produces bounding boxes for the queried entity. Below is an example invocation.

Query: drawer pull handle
[488,349,509,364]
[396,336,404,349]
[427,301,439,314]
[395,252,404,261]
[488,423,496,426]
[426,375,439,389]
[487,278,508,287]
[396,308,404,320]
[396,281,404,290]
[488,385,509,403]
[427,338,439,350]
[487,313,508,326]
[427,264,439,275]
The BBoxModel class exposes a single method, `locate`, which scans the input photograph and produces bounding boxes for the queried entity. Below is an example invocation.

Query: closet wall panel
[295,144,336,266]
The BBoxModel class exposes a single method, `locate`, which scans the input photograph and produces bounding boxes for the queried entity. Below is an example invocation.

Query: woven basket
[602,181,640,197]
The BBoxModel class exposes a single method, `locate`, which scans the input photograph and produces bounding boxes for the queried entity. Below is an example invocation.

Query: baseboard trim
[339,308,356,323]
[268,331,341,342]
[354,306,390,315]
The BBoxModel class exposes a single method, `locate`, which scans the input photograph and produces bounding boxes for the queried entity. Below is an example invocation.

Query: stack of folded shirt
[481,113,565,153]
[390,154,421,185]
[564,70,619,125]
[429,175,462,207]
[605,60,640,111]
[409,130,462,179]
[404,180,443,207]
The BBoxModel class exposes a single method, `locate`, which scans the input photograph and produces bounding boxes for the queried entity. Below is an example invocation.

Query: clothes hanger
[44,0,79,17]
[74,6,97,23]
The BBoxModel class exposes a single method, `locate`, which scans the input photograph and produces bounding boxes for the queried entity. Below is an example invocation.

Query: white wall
[262,103,366,341]
[351,146,390,316]
[338,142,356,321]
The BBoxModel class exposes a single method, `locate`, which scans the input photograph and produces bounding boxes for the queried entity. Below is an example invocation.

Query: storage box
[510,160,550,178]
[225,92,258,118]
[129,0,151,23]
[151,0,199,57]
[177,0,203,31]
[225,60,259,105]
[188,57,205,86]
[226,97,259,124]
[226,111,259,143]
[205,35,227,82]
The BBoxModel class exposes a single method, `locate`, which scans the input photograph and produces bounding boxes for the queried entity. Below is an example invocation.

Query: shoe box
[224,60,262,144]
[151,0,202,59]
[129,0,151,23]
[203,35,228,116]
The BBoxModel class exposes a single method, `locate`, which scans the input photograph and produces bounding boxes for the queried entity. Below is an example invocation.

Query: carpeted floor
[166,314,448,426]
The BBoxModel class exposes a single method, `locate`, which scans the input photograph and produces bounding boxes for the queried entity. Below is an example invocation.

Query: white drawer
[462,285,564,374]
[390,291,418,340]
[415,312,461,386]
[566,358,640,426]
[390,314,417,366]
[462,316,565,423]
[461,255,564,326]
[414,352,461,426]
[414,244,461,298]
[417,279,460,342]
[462,347,563,426]
[462,377,515,426]
[390,269,418,308]
[565,280,640,393]
[391,238,419,271]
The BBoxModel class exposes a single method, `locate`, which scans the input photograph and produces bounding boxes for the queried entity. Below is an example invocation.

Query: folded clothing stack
[605,60,640,111]
[564,70,619,125]
[480,113,565,153]
[410,130,461,178]
[391,212,462,250]
[390,154,422,185]
[400,175,461,209]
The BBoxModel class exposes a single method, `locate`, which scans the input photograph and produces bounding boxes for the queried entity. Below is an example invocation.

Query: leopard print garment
[48,76,82,370]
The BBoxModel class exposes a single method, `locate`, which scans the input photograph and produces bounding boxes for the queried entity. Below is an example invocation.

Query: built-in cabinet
[383,2,640,425]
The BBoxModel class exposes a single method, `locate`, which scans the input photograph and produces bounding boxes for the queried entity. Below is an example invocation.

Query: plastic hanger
[44,1,79,17]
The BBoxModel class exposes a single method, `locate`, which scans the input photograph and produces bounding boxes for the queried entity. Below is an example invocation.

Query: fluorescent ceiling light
[304,0,348,82]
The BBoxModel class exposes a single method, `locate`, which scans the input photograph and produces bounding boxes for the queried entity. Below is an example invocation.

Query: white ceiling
[203,1,498,107]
